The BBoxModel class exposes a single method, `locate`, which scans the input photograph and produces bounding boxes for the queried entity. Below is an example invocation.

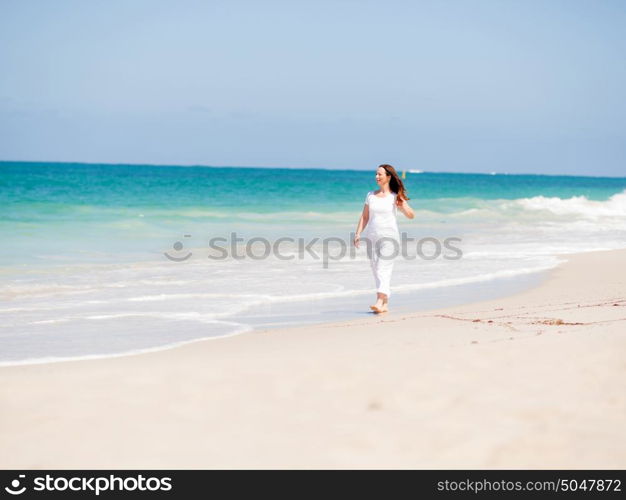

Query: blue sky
[1,0,625,175]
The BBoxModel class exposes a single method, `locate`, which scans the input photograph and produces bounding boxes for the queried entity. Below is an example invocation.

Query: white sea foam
[0,322,252,368]
[46,190,625,225]
[507,190,626,218]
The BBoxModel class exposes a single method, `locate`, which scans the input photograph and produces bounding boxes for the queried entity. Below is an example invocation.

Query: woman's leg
[370,238,396,312]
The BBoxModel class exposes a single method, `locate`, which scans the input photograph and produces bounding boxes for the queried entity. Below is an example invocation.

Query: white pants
[368,237,398,298]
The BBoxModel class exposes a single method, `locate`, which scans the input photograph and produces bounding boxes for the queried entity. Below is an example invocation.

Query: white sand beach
[1,249,625,469]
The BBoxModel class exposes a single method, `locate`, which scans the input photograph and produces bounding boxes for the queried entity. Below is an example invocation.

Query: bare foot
[370,303,388,314]
[370,300,382,310]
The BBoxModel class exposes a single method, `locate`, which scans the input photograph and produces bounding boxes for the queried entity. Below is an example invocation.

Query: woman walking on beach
[354,164,415,313]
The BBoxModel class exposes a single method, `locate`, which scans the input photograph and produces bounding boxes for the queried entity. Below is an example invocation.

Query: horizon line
[1,159,625,180]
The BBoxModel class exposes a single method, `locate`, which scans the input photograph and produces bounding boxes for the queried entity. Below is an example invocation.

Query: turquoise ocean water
[2,161,626,364]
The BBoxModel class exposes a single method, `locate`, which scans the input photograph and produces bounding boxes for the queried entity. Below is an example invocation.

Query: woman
[354,164,415,313]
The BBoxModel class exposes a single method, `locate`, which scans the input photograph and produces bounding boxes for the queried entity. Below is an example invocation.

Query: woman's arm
[353,204,369,248]
[397,198,415,219]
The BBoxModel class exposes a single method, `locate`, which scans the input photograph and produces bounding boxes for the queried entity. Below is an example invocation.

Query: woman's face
[375,167,390,187]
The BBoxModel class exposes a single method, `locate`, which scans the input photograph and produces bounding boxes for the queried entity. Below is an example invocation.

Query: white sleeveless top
[363,190,400,240]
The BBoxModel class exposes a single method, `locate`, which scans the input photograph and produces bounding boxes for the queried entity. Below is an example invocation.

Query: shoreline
[1,248,625,468]
[1,259,553,367]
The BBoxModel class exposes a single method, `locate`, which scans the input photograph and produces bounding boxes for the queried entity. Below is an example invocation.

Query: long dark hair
[379,164,410,203]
